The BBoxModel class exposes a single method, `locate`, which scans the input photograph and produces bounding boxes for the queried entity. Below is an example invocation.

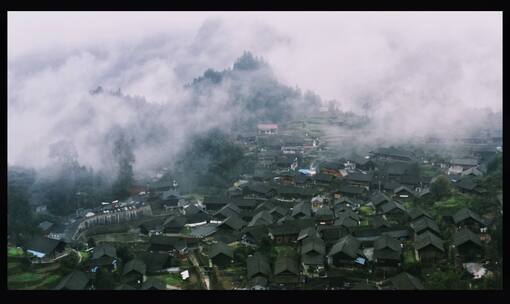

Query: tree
[116,245,134,263]
[7,167,38,242]
[424,269,469,290]
[87,237,96,249]
[95,268,117,290]
[430,175,452,201]
[112,132,135,199]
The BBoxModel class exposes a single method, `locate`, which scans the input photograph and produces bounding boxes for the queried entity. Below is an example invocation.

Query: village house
[138,252,177,274]
[246,252,272,287]
[448,158,479,175]
[269,223,301,245]
[183,204,211,226]
[318,161,345,177]
[214,204,242,221]
[318,225,349,249]
[202,195,229,211]
[139,218,165,235]
[453,176,486,195]
[410,217,442,239]
[453,228,484,261]
[291,202,312,219]
[407,208,433,222]
[37,221,54,235]
[89,243,118,272]
[314,206,335,225]
[149,235,187,254]
[300,235,326,277]
[453,208,486,233]
[414,231,445,263]
[330,184,366,199]
[373,235,402,267]
[378,200,409,224]
[334,210,360,231]
[297,226,319,242]
[241,225,270,246]
[24,236,67,263]
[353,156,375,171]
[122,258,146,286]
[217,214,247,232]
[370,215,392,229]
[313,173,335,186]
[141,277,167,290]
[370,192,392,209]
[273,252,301,287]
[327,235,365,268]
[382,272,424,290]
[393,185,416,200]
[55,270,94,290]
[269,206,290,220]
[370,147,416,162]
[207,241,234,268]
[162,215,187,234]
[257,123,278,135]
[248,210,274,227]
[344,172,373,189]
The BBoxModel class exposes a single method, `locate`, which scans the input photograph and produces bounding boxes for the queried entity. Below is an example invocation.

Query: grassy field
[403,248,416,264]
[148,273,185,288]
[8,247,24,257]
[359,205,374,217]
[7,246,68,290]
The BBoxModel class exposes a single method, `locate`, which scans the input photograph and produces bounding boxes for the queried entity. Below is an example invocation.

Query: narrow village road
[189,253,210,290]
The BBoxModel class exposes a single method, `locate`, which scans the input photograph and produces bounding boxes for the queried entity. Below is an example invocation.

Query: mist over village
[7,11,502,290]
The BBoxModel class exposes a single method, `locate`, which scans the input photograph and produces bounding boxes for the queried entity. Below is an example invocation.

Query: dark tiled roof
[407,208,433,221]
[314,206,334,221]
[149,235,187,250]
[328,235,361,258]
[24,237,63,255]
[274,253,300,276]
[455,176,478,191]
[453,208,484,225]
[394,185,416,196]
[371,215,391,229]
[334,213,359,228]
[123,258,147,276]
[248,210,274,227]
[345,172,373,183]
[371,192,391,206]
[374,235,401,253]
[297,226,318,241]
[208,241,234,259]
[38,221,54,232]
[386,272,424,290]
[92,244,117,259]
[291,202,312,218]
[219,214,247,231]
[415,231,444,252]
[301,235,326,256]
[453,228,482,248]
[163,215,187,228]
[55,271,91,290]
[141,277,166,290]
[380,200,406,214]
[410,217,440,235]
[247,252,271,279]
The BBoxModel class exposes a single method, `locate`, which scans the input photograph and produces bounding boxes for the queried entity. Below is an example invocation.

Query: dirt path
[189,253,210,290]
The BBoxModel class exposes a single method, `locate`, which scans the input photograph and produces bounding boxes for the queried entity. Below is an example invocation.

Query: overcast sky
[7,11,502,169]
[8,11,502,110]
